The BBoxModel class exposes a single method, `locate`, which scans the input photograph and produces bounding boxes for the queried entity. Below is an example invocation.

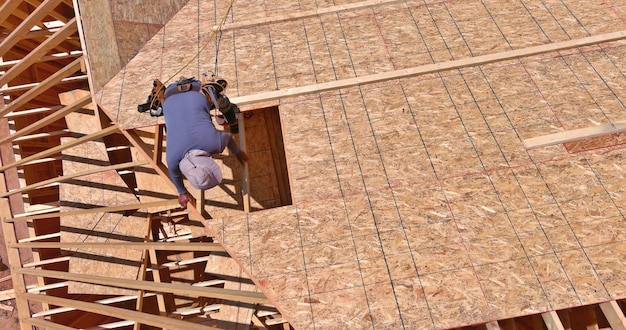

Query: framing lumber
[542,311,565,330]
[32,293,156,318]
[523,121,626,149]
[600,301,626,330]
[0,160,147,198]
[22,318,75,330]
[0,102,31,330]
[7,199,180,222]
[4,105,62,118]
[0,56,83,115]
[22,293,221,330]
[0,18,78,87]
[0,75,88,94]
[10,241,226,252]
[0,0,24,28]
[19,269,269,304]
[230,30,626,107]
[0,124,119,172]
[0,92,90,145]
[0,0,65,57]
[12,129,71,142]
[0,52,82,71]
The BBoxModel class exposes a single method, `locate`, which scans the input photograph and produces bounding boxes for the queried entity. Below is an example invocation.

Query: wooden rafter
[0,160,147,198]
[22,293,220,330]
[10,241,226,252]
[0,56,83,114]
[19,269,269,304]
[0,0,64,57]
[0,17,77,87]
[0,92,90,145]
[0,124,118,172]
[7,199,181,222]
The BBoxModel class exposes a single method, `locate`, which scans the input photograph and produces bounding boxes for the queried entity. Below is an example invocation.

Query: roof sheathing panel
[94,0,626,328]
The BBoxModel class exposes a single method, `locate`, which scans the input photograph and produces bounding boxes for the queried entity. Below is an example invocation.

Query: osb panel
[91,0,626,329]
[78,0,188,92]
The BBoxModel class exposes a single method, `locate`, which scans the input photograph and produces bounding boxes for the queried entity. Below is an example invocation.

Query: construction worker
[162,77,247,208]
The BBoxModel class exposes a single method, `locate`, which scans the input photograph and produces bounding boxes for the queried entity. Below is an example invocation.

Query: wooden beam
[0,0,65,57]
[230,30,626,107]
[2,93,89,143]
[4,105,62,118]
[600,301,626,330]
[122,128,181,201]
[0,56,83,115]
[22,318,75,330]
[0,110,31,330]
[22,293,221,330]
[0,75,88,94]
[542,311,565,330]
[19,269,269,304]
[12,129,71,142]
[0,1,25,28]
[7,198,180,222]
[523,121,626,149]
[485,321,501,330]
[11,241,225,252]
[32,293,156,318]
[0,124,118,172]
[0,160,147,198]
[0,51,82,71]
[0,18,78,87]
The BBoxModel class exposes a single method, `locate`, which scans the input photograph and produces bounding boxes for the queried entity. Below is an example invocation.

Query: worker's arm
[167,161,193,208]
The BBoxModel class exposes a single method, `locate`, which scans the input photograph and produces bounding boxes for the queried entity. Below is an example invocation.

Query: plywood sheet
[93,0,626,328]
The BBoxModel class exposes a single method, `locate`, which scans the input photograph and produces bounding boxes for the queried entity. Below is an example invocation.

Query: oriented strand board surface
[77,0,188,92]
[95,0,626,329]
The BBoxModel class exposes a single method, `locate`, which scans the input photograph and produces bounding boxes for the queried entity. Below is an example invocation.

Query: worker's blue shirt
[163,82,224,194]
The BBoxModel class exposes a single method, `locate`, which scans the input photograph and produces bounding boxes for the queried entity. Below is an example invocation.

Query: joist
[0,105,31,330]
[86,320,135,330]
[0,92,91,145]
[523,121,626,149]
[17,231,61,242]
[0,56,83,115]
[542,311,565,330]
[19,269,269,304]
[0,160,146,198]
[230,30,626,107]
[600,301,626,330]
[172,304,221,316]
[485,321,501,330]
[11,241,226,252]
[23,293,221,330]
[0,125,118,172]
[4,105,62,118]
[0,0,65,57]
[8,199,180,222]
[0,18,78,87]
[22,256,70,268]
[32,293,156,318]
[0,75,88,94]
[0,0,24,28]
[0,51,82,71]
[12,129,71,142]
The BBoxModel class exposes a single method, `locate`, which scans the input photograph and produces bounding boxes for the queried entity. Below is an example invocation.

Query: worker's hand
[178,192,193,208]
[235,150,248,164]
